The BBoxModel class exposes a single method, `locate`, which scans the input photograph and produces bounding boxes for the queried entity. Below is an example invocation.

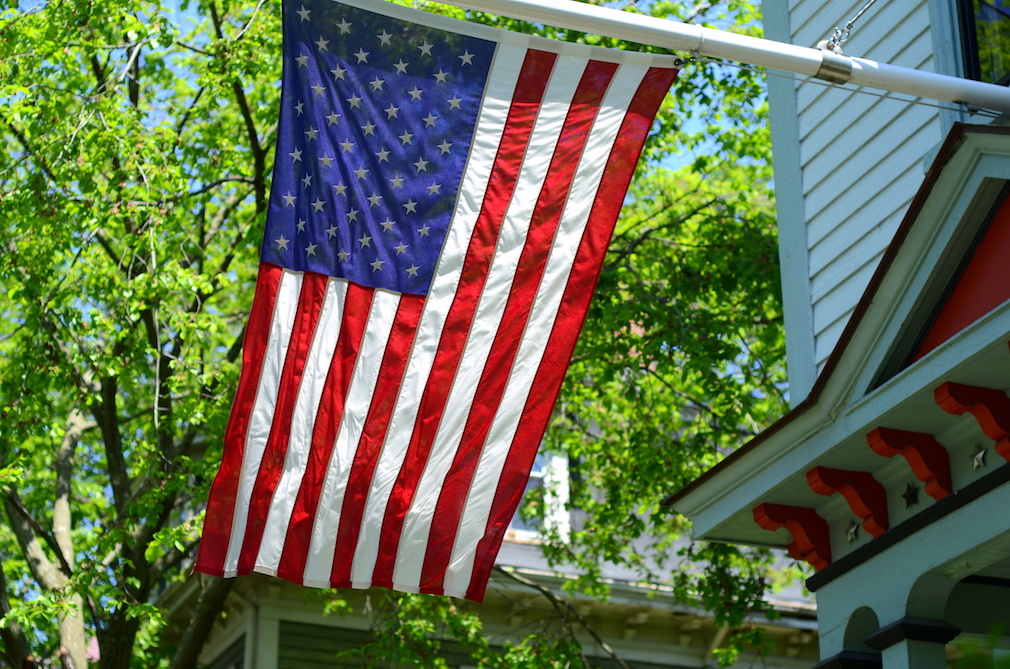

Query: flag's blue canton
[262,0,496,295]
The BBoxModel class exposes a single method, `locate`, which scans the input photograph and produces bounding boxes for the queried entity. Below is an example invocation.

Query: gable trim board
[764,0,818,404]
[664,124,1010,570]
[869,179,1010,386]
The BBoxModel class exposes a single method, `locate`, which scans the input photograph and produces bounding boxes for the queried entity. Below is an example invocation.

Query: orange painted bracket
[806,466,889,537]
[935,382,1010,461]
[867,427,952,501]
[753,503,831,571]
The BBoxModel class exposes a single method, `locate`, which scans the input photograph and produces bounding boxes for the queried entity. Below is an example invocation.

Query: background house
[671,1,1010,668]
[174,462,822,667]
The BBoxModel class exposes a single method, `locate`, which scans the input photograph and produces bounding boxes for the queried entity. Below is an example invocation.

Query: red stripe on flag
[419,60,620,593]
[328,293,426,586]
[195,263,285,576]
[237,272,330,574]
[368,48,559,589]
[465,66,679,601]
[276,283,374,582]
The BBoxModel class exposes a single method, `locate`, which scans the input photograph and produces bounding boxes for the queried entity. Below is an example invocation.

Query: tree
[2,1,274,665]
[0,0,787,666]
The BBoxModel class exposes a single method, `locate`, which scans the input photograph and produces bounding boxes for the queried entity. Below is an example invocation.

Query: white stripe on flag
[222,270,303,575]
[301,287,402,587]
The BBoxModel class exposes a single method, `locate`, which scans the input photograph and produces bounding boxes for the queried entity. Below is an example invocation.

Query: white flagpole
[449,0,1010,115]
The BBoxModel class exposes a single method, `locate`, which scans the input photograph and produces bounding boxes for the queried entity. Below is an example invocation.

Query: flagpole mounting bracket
[815,41,853,84]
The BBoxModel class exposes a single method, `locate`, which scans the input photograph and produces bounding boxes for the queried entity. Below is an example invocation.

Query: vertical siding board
[765,0,820,402]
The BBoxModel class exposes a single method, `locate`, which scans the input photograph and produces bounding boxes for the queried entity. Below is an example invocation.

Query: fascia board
[669,400,830,537]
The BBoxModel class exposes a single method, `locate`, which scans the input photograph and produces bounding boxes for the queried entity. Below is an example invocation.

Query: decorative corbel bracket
[806,466,889,537]
[935,382,1010,460]
[753,503,832,570]
[866,427,952,500]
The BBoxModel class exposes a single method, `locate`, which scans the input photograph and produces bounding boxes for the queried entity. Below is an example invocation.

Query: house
[168,545,820,668]
[172,463,822,667]
[668,0,1010,668]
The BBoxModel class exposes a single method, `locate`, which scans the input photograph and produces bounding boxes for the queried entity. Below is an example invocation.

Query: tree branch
[209,0,268,211]
[92,377,130,516]
[607,196,717,270]
[3,493,67,594]
[90,53,110,95]
[4,488,73,582]
[54,412,92,665]
[184,176,256,200]
[4,489,90,668]
[121,37,144,107]
[168,576,234,669]
[149,534,198,585]
[6,121,59,185]
[174,85,206,140]
[493,566,631,669]
[642,365,723,421]
[203,185,257,251]
[54,409,91,567]
[233,0,268,42]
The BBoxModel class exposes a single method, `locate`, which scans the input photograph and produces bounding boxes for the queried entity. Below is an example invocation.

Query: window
[506,453,571,543]
[209,637,244,669]
[959,0,1010,85]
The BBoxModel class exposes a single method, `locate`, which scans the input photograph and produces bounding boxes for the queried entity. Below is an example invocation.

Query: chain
[824,0,879,52]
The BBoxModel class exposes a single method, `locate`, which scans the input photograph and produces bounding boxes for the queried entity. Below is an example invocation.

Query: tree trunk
[0,560,36,668]
[54,410,89,669]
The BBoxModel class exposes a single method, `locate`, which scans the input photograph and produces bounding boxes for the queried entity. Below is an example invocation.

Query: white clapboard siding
[808,166,923,289]
[806,108,934,257]
[798,22,934,174]
[773,0,943,378]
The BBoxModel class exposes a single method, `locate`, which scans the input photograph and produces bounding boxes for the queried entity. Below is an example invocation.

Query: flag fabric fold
[195,0,677,602]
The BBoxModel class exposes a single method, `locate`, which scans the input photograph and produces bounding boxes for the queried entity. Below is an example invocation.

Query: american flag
[195,0,677,602]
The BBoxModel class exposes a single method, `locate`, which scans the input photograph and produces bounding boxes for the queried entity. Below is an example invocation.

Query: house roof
[663,123,1010,582]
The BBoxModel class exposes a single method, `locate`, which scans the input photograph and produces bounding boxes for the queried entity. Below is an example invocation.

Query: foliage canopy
[0,0,789,666]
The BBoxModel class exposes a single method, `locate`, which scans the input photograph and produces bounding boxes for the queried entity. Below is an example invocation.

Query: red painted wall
[916,194,1010,360]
